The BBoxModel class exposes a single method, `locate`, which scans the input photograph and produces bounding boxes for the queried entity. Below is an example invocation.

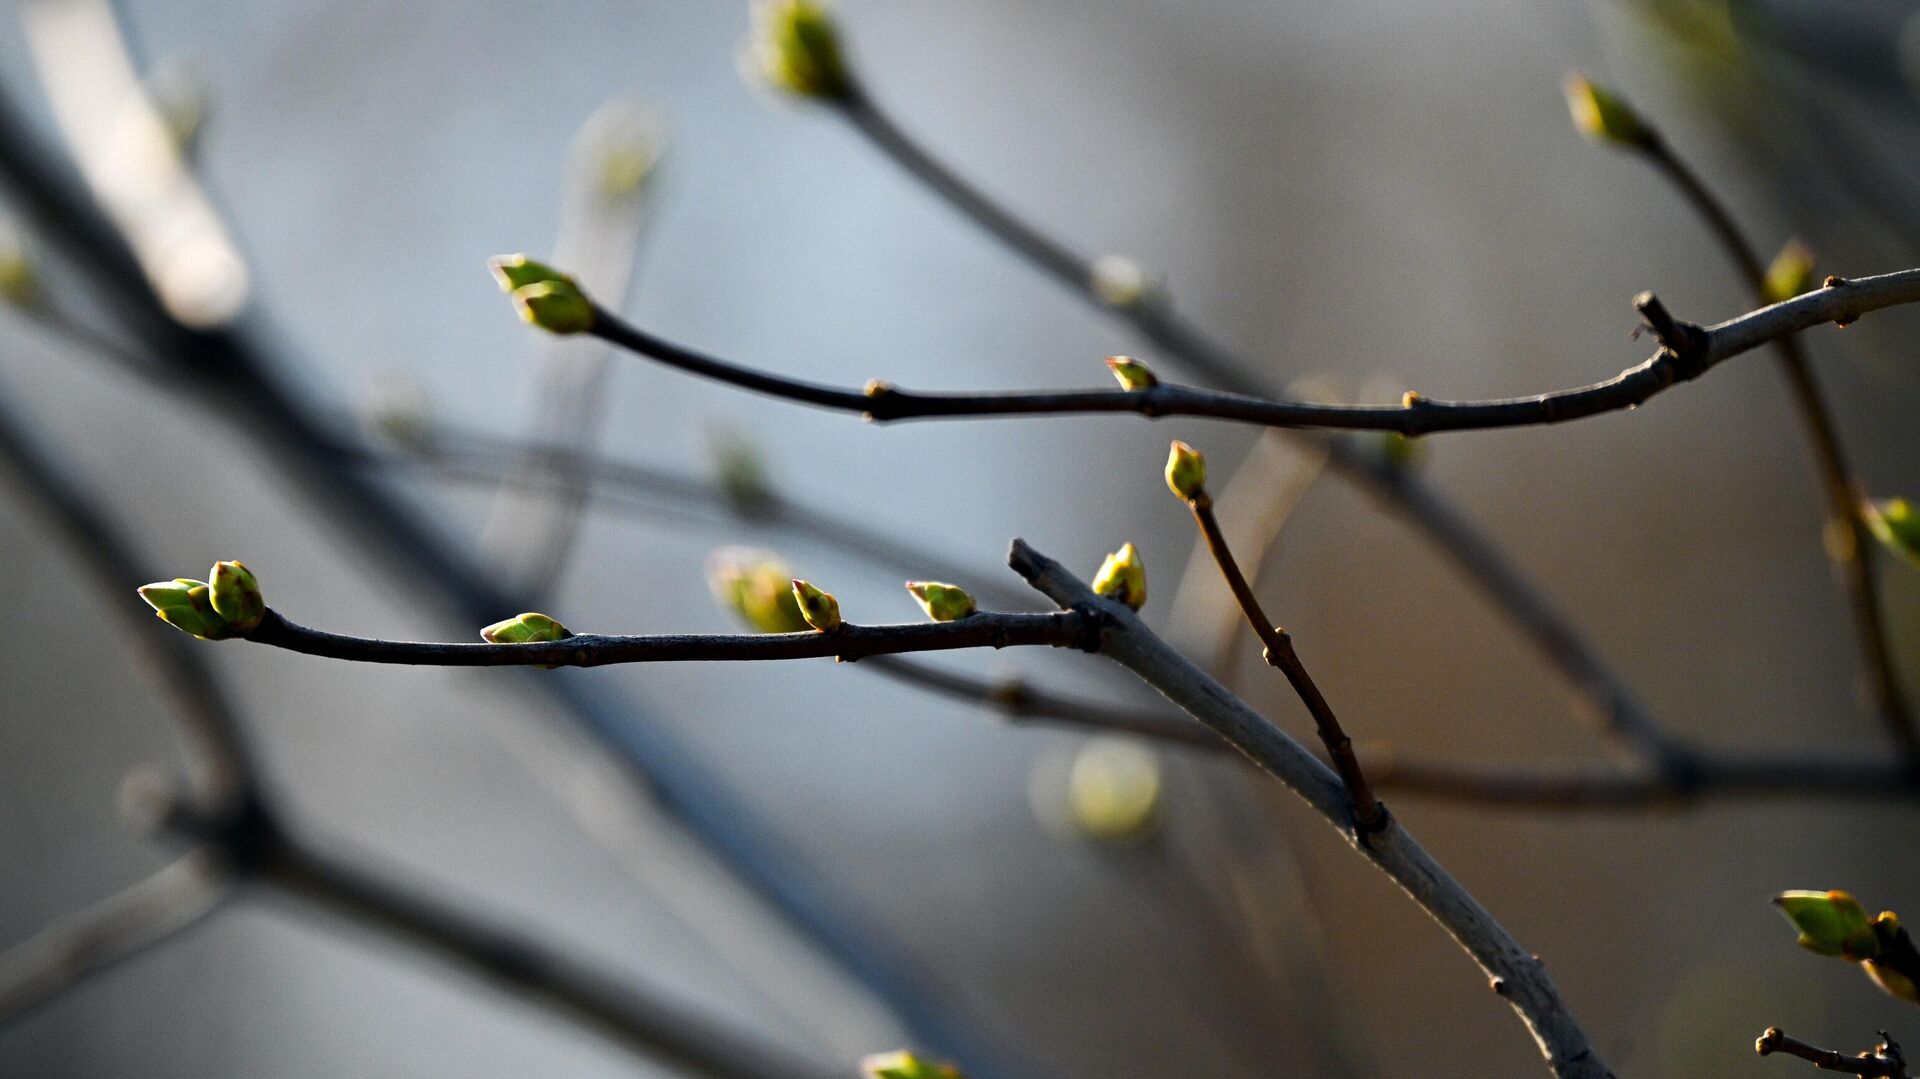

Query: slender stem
[243,608,1093,667]
[1756,1027,1908,1077]
[1641,140,1917,758]
[1184,493,1384,830]
[1007,540,1611,1079]
[586,269,1920,434]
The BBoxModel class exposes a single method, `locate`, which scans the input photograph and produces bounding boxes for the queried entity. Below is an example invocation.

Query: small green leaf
[790,578,842,632]
[1091,543,1146,611]
[1764,240,1817,304]
[859,1050,962,1079]
[136,579,231,640]
[480,612,572,645]
[1164,440,1206,501]
[1563,73,1651,149]
[1775,890,1879,960]
[747,0,853,100]
[1104,355,1156,391]
[208,560,264,634]
[904,581,976,622]
[1865,498,1920,567]
[487,254,573,293]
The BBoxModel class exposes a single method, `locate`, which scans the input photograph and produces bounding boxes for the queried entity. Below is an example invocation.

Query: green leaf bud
[707,547,810,633]
[1775,889,1880,960]
[480,612,573,645]
[488,254,574,293]
[1092,543,1147,611]
[208,560,264,634]
[1105,355,1157,391]
[1563,73,1651,149]
[904,581,976,622]
[860,1050,962,1079]
[511,280,595,335]
[747,0,853,101]
[790,578,842,632]
[137,579,230,640]
[1164,440,1206,501]
[1865,498,1920,567]
[1764,240,1817,304]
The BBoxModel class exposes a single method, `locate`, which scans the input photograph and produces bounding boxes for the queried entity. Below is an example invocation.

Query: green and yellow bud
[905,581,976,622]
[511,280,594,335]
[1092,543,1146,611]
[488,254,574,293]
[1865,498,1920,567]
[137,579,231,640]
[1776,890,1880,960]
[860,1050,962,1079]
[208,560,264,634]
[1105,355,1157,391]
[707,547,810,633]
[1164,440,1206,501]
[481,612,573,645]
[1563,73,1651,149]
[748,0,853,100]
[790,578,842,631]
[1764,240,1817,304]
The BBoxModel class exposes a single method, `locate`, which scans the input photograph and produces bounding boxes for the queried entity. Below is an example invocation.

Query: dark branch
[242,607,1095,667]
[586,269,1920,435]
[1757,1027,1908,1077]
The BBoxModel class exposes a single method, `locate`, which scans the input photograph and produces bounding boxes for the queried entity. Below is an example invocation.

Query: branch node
[1633,292,1710,381]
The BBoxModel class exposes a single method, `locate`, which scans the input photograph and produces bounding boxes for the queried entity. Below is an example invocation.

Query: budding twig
[1756,1027,1909,1077]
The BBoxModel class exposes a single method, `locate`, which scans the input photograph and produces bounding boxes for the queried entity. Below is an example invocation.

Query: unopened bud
[0,232,36,309]
[488,254,573,293]
[208,560,264,634]
[707,547,810,633]
[1563,73,1651,149]
[860,1050,962,1079]
[1764,240,1817,304]
[1164,440,1206,501]
[1775,889,1880,960]
[905,581,976,622]
[511,280,594,335]
[790,578,842,631]
[481,612,573,644]
[1092,543,1147,611]
[1105,355,1157,391]
[137,578,232,640]
[747,0,853,100]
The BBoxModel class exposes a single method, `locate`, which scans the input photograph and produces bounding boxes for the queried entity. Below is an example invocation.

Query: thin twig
[585,269,1920,433]
[1637,138,1916,758]
[1181,489,1384,831]
[1007,539,1611,1079]
[240,607,1093,667]
[1757,1027,1908,1077]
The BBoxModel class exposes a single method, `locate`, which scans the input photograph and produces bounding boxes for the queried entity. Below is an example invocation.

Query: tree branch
[585,269,1920,434]
[240,608,1094,667]
[1006,539,1612,1079]
[1757,1027,1908,1077]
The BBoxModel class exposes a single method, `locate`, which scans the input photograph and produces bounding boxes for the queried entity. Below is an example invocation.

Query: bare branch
[0,853,229,1024]
[1757,1027,1908,1077]
[1007,539,1611,1079]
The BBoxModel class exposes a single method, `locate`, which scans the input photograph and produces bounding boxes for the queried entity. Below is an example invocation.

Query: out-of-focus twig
[1756,1027,1908,1077]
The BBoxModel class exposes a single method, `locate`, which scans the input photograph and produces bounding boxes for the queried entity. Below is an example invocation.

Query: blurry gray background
[4,1,1920,1076]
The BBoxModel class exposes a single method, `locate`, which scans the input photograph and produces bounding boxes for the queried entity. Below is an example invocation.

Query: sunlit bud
[512,280,594,335]
[905,581,976,622]
[481,612,572,644]
[1866,959,1920,1004]
[1865,498,1920,567]
[488,254,573,293]
[790,578,842,631]
[1067,736,1163,844]
[709,425,773,513]
[1105,355,1157,391]
[1764,240,1817,304]
[1164,440,1206,501]
[747,0,853,101]
[860,1050,962,1079]
[137,579,230,640]
[0,231,35,309]
[707,547,810,633]
[1775,890,1880,960]
[208,560,265,634]
[1090,254,1148,307]
[1563,73,1651,149]
[1092,543,1147,610]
